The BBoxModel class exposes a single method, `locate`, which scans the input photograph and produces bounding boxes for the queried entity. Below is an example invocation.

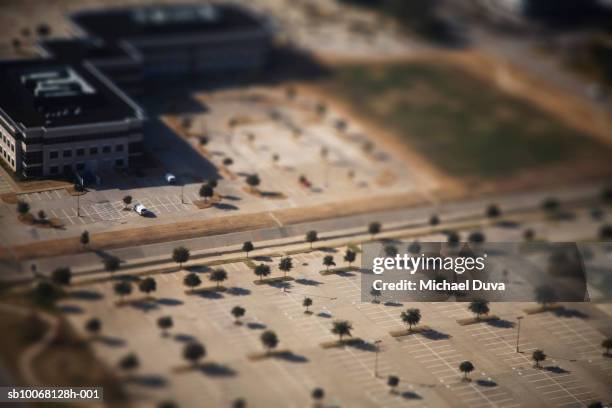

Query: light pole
[374,339,382,378]
[516,316,524,352]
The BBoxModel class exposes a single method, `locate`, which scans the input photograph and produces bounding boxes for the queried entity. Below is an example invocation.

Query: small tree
[183,273,201,293]
[207,179,218,189]
[332,320,353,342]
[254,264,271,281]
[183,342,206,367]
[51,267,72,286]
[303,297,313,313]
[312,388,324,408]
[542,197,560,214]
[139,277,157,297]
[157,316,173,336]
[535,286,557,309]
[306,230,318,249]
[80,230,90,247]
[459,361,474,380]
[261,330,278,354]
[242,241,254,258]
[323,255,335,271]
[36,23,51,37]
[400,308,421,331]
[17,200,30,217]
[468,231,485,244]
[199,184,214,203]
[34,281,58,305]
[104,256,120,276]
[114,281,132,302]
[408,240,421,254]
[429,214,440,226]
[37,210,47,223]
[486,204,501,218]
[468,299,490,320]
[119,353,139,374]
[122,195,132,210]
[532,349,546,368]
[523,229,535,241]
[279,257,293,278]
[85,318,101,338]
[447,231,460,247]
[370,288,381,303]
[601,338,612,356]
[368,222,381,239]
[210,268,228,288]
[387,375,399,394]
[344,249,356,266]
[384,245,397,257]
[173,246,190,270]
[246,174,261,191]
[231,306,245,324]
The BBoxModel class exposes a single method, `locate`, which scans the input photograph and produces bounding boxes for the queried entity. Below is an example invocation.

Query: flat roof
[39,38,132,63]
[0,59,141,128]
[71,3,264,41]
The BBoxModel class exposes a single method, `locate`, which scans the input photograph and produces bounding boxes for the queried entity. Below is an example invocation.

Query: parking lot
[56,242,612,408]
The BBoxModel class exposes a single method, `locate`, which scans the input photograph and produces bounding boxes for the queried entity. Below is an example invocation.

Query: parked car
[165,173,176,184]
[134,203,149,216]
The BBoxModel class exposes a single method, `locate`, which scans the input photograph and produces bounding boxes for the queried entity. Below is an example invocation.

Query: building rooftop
[70,3,264,41]
[0,59,142,128]
[39,38,132,63]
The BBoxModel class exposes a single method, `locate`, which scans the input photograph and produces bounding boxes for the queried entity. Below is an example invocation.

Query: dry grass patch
[184,286,227,295]
[247,349,291,361]
[320,338,364,349]
[319,266,359,276]
[523,304,563,315]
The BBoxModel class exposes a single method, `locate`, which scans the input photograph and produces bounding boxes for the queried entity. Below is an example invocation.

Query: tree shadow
[129,300,159,312]
[544,366,570,374]
[59,304,84,314]
[553,307,589,319]
[476,379,497,387]
[420,329,451,340]
[213,203,239,211]
[226,287,251,296]
[495,220,521,229]
[383,301,403,307]
[246,322,266,330]
[70,289,103,301]
[174,334,196,343]
[127,374,168,388]
[253,256,272,262]
[220,195,241,201]
[186,265,211,273]
[401,391,422,400]
[319,247,338,253]
[195,291,223,299]
[337,271,355,277]
[317,312,332,319]
[199,362,236,377]
[486,319,515,328]
[273,351,308,363]
[96,335,126,348]
[156,298,183,306]
[295,278,322,286]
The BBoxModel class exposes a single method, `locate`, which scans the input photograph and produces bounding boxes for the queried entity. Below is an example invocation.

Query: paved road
[4,183,603,281]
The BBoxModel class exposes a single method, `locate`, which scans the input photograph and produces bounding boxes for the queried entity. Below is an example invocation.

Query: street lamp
[516,316,524,352]
[374,339,382,378]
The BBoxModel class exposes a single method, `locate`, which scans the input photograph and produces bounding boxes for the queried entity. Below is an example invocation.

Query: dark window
[49,166,59,174]
[103,145,111,154]
[63,164,72,174]
[23,151,43,164]
[76,162,85,171]
[49,151,59,159]
[115,159,125,167]
[90,147,98,155]
[115,144,124,152]
[76,148,85,156]
[128,141,144,154]
[63,149,72,158]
